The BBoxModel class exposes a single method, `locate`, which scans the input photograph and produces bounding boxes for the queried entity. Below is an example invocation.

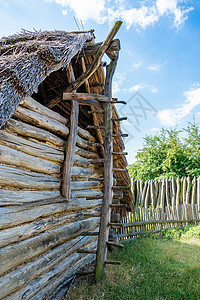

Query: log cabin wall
[0,97,103,299]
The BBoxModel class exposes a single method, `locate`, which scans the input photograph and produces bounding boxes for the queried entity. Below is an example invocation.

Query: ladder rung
[112,117,127,121]
[112,152,128,155]
[83,213,101,217]
[77,249,97,254]
[110,204,127,208]
[81,232,99,236]
[87,110,105,114]
[87,125,105,130]
[112,186,130,190]
[88,177,104,181]
[104,260,121,265]
[113,168,128,172]
[107,241,124,248]
[109,223,124,227]
[112,133,128,137]
[111,100,126,105]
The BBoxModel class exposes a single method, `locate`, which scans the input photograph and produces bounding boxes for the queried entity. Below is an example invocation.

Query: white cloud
[129,83,146,92]
[157,85,200,126]
[156,0,194,28]
[147,60,167,72]
[45,0,193,30]
[113,72,126,95]
[133,61,143,69]
[151,87,158,93]
[46,0,106,23]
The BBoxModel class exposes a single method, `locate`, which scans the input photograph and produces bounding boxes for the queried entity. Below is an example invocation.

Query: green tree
[128,120,200,181]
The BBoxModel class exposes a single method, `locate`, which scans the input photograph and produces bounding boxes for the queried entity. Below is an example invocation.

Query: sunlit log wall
[131,177,200,209]
[0,97,103,299]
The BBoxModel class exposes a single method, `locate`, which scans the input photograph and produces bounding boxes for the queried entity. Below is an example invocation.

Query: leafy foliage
[128,119,200,180]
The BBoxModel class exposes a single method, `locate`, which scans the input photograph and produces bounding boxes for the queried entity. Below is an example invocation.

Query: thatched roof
[0,29,94,128]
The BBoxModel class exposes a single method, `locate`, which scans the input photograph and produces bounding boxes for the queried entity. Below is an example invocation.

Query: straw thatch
[0,29,94,128]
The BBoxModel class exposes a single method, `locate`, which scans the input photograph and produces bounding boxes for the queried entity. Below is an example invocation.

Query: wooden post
[95,53,119,281]
[62,63,79,199]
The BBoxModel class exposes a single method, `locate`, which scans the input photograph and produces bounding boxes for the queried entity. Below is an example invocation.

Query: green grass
[68,225,200,300]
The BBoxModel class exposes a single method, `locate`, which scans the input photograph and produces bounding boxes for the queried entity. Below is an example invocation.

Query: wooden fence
[115,204,200,240]
[131,176,200,208]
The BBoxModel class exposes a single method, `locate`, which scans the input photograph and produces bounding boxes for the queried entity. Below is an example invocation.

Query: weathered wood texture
[62,63,79,198]
[0,91,104,298]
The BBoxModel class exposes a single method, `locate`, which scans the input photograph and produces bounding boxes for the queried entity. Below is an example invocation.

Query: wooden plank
[74,146,99,159]
[0,165,60,190]
[13,106,69,138]
[71,190,103,199]
[0,130,64,163]
[0,144,60,176]
[63,92,117,103]
[62,63,79,199]
[71,180,102,191]
[7,118,65,148]
[0,198,102,230]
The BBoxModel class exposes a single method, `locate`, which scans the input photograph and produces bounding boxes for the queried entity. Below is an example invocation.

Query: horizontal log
[116,229,162,239]
[0,235,97,298]
[121,218,199,228]
[21,96,68,125]
[112,152,128,155]
[88,158,104,164]
[0,198,102,230]
[110,204,127,208]
[63,92,117,103]
[112,133,128,137]
[76,135,96,152]
[0,190,61,206]
[76,269,94,275]
[81,232,99,236]
[71,166,95,179]
[109,223,124,227]
[106,241,124,248]
[113,190,123,199]
[73,154,89,168]
[0,217,100,276]
[77,127,96,142]
[71,190,103,199]
[112,186,130,190]
[112,117,127,121]
[75,146,99,159]
[0,144,60,176]
[77,248,97,254]
[13,106,69,138]
[0,130,64,163]
[76,39,120,57]
[7,250,96,300]
[104,260,121,265]
[87,110,105,114]
[0,209,99,248]
[113,168,128,172]
[7,118,65,148]
[0,165,60,190]
[71,180,102,190]
[87,125,105,130]
[88,178,104,182]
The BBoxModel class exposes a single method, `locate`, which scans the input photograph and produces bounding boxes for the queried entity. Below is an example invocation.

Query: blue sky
[0,0,200,163]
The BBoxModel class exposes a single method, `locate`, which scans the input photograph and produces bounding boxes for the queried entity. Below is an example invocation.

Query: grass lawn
[67,226,200,300]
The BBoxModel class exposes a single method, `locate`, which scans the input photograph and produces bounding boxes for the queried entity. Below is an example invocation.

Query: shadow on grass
[68,237,200,300]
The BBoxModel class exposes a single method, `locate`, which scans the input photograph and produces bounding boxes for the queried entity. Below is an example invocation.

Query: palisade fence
[130,176,200,208]
[116,204,200,240]
[115,176,200,240]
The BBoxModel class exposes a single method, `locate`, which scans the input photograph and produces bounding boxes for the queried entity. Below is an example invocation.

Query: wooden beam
[63,92,117,103]
[75,39,120,58]
[62,63,79,199]
[47,21,122,108]
[95,35,121,280]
